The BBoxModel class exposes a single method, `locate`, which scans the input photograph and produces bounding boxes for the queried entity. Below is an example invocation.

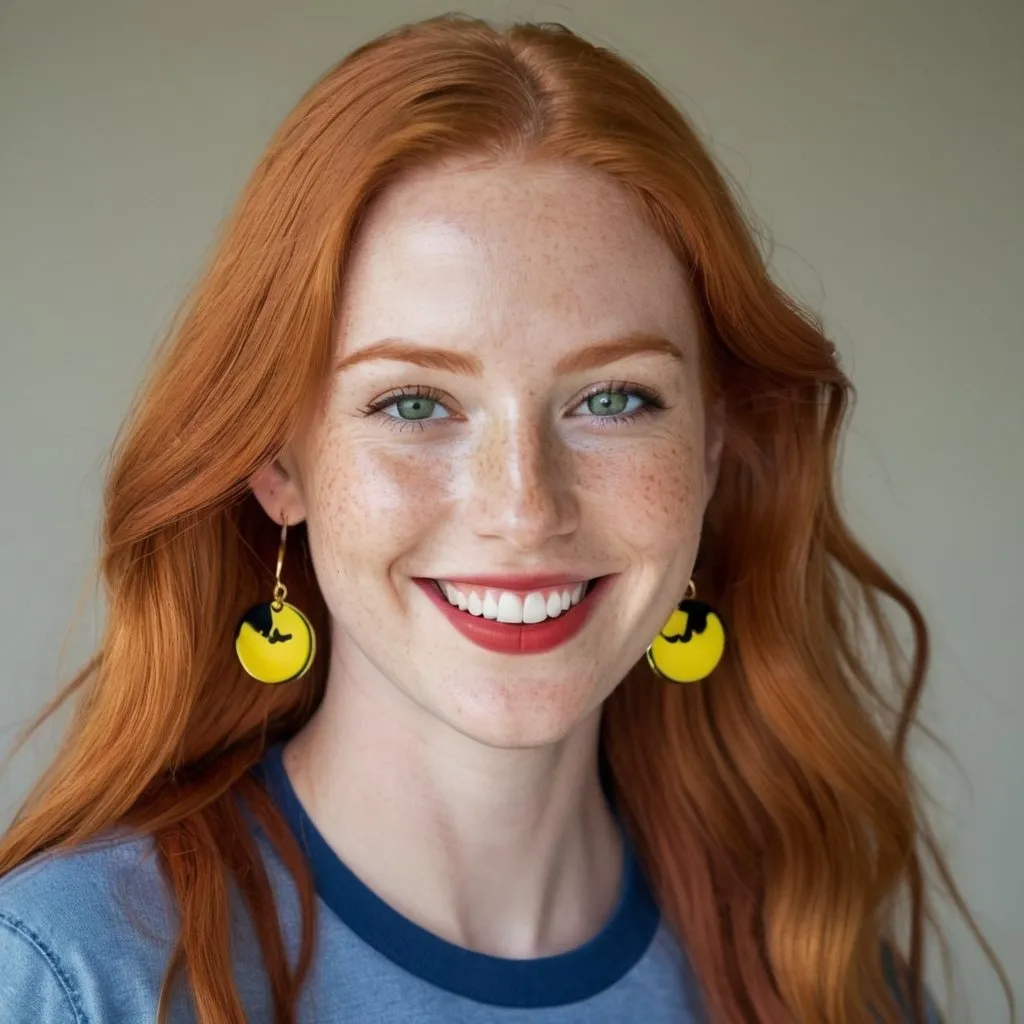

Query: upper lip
[423,573,602,590]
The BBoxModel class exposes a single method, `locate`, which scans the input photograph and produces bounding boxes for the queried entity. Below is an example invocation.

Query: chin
[438,676,601,750]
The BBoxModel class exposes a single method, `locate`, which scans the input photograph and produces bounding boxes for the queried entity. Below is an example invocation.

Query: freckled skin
[265,161,722,749]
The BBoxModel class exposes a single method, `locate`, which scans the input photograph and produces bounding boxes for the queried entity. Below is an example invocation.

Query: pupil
[397,397,434,420]
[589,391,627,415]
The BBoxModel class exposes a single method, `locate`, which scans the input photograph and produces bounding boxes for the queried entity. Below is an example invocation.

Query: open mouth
[414,575,612,655]
[431,578,600,625]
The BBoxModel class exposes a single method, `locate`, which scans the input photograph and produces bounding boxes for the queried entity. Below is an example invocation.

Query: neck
[283,650,624,958]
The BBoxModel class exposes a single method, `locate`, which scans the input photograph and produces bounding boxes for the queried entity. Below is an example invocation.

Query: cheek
[304,430,455,586]
[577,434,705,555]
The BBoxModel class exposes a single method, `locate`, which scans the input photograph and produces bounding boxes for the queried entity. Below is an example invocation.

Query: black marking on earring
[659,602,710,644]
[239,603,273,637]
[239,603,291,642]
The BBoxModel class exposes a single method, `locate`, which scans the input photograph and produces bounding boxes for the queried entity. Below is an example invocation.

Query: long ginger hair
[0,15,1012,1024]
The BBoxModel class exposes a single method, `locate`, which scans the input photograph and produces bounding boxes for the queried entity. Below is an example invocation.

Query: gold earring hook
[273,514,288,609]
[684,579,696,601]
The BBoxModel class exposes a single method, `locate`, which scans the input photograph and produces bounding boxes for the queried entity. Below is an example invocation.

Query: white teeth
[497,592,524,623]
[436,580,594,624]
[443,582,472,611]
[523,592,548,623]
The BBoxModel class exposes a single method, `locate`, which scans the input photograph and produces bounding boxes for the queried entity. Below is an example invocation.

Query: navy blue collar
[256,741,660,1008]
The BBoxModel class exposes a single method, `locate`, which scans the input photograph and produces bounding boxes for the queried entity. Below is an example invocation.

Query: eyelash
[575,381,667,426]
[358,385,449,433]
[359,382,667,433]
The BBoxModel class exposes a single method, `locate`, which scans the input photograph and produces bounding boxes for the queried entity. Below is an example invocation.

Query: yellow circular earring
[645,580,726,684]
[235,515,316,684]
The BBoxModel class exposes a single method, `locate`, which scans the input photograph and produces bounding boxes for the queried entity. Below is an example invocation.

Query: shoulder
[0,827,172,914]
[0,826,300,1023]
[0,828,178,950]
[0,830,180,1023]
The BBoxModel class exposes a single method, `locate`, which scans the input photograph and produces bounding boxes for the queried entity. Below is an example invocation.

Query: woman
[0,14,1009,1024]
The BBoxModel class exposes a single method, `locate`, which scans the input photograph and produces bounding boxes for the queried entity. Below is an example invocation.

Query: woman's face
[258,161,721,748]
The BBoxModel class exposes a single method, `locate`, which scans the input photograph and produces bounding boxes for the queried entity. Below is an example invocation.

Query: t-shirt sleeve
[0,912,84,1024]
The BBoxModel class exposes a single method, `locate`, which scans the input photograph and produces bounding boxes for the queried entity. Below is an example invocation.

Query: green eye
[391,397,440,420]
[587,391,638,416]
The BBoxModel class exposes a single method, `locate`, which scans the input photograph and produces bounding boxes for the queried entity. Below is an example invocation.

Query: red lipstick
[414,576,612,655]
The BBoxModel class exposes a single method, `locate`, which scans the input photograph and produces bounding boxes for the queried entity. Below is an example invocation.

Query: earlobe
[249,456,308,527]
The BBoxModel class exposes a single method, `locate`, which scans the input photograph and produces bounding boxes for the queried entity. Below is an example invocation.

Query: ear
[249,447,308,526]
[703,398,725,509]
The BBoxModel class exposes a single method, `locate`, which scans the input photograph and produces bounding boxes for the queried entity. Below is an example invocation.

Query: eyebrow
[554,333,684,374]
[334,332,684,376]
[336,339,483,376]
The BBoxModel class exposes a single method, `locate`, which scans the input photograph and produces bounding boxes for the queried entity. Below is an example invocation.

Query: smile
[436,579,591,623]
[413,575,612,655]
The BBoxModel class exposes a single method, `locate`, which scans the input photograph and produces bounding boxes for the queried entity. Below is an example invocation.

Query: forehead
[337,160,698,354]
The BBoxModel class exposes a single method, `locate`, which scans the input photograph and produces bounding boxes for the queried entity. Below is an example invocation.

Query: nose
[465,409,580,551]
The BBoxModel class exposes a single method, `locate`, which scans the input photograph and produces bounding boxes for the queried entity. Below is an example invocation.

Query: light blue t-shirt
[0,744,702,1022]
[0,744,938,1022]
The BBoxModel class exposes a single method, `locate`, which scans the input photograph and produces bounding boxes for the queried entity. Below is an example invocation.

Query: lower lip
[414,576,612,655]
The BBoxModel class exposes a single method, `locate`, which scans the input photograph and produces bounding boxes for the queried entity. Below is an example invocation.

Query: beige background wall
[1,0,1020,1016]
